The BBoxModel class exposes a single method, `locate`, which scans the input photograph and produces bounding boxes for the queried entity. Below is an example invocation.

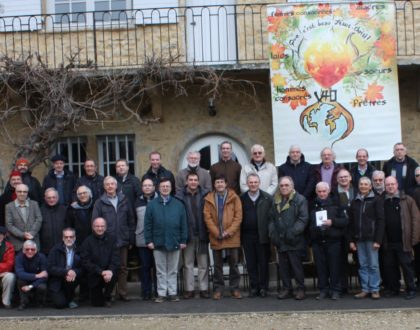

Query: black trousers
[277,250,304,290]
[382,246,416,293]
[312,240,341,294]
[413,243,420,283]
[89,276,117,307]
[17,280,47,306]
[50,280,79,309]
[212,248,240,292]
[242,236,270,291]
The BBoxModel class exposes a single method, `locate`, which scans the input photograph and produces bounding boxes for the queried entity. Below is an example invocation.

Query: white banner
[268,2,401,164]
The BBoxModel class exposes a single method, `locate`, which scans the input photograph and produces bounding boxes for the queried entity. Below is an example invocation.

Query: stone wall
[0,68,419,189]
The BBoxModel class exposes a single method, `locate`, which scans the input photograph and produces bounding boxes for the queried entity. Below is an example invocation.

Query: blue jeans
[357,241,381,292]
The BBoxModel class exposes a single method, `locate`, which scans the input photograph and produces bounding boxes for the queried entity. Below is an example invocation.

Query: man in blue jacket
[145,178,188,303]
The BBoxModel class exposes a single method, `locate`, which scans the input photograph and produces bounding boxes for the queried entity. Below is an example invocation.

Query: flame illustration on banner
[300,37,354,146]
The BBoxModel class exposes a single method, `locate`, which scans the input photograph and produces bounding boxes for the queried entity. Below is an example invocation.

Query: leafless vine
[0,53,258,168]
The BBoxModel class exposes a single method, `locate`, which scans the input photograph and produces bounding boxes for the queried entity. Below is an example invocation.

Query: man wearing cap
[0,171,22,227]
[14,158,42,204]
[0,226,15,309]
[42,155,76,206]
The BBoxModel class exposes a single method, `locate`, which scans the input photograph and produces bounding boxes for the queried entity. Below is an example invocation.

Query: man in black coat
[383,142,419,194]
[92,176,135,301]
[9,158,42,204]
[81,217,120,307]
[141,151,175,195]
[74,159,104,203]
[113,158,141,210]
[47,227,82,309]
[42,154,76,206]
[40,188,67,255]
[277,145,315,200]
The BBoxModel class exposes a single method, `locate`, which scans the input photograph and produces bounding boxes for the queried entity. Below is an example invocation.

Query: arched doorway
[179,135,248,170]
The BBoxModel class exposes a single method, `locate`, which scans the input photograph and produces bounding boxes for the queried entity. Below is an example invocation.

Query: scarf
[274,190,296,213]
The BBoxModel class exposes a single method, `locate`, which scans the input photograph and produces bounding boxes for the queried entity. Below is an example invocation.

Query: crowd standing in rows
[0,141,419,310]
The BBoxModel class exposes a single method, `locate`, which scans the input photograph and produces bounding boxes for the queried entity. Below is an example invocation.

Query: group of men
[0,141,420,310]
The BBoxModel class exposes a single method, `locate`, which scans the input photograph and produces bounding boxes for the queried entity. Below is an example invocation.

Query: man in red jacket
[0,226,15,308]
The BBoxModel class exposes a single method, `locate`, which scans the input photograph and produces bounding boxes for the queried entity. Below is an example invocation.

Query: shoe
[405,291,416,300]
[119,295,130,302]
[199,291,210,299]
[17,304,26,311]
[248,289,258,298]
[68,301,79,309]
[371,292,381,300]
[142,293,152,301]
[213,291,222,300]
[155,296,166,303]
[104,300,112,307]
[231,290,242,299]
[183,291,194,299]
[354,291,369,299]
[384,290,399,298]
[294,289,305,300]
[330,292,340,301]
[3,304,12,309]
[259,289,267,298]
[169,295,180,302]
[277,290,293,300]
[316,292,328,300]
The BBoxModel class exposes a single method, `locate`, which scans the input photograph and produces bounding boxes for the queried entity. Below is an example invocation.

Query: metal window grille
[55,136,87,177]
[97,134,135,176]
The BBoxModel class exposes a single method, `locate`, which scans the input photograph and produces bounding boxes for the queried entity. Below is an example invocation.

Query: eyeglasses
[253,152,263,155]
[63,235,75,239]
[77,191,88,196]
[16,190,28,193]
[24,248,36,252]
[416,174,420,177]
[279,184,290,187]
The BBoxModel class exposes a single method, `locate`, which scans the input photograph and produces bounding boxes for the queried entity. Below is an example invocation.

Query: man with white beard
[175,151,212,193]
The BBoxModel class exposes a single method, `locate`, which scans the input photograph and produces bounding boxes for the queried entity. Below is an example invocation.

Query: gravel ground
[3,311,420,330]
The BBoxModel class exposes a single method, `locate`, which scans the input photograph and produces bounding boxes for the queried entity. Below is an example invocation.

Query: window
[97,135,135,176]
[48,0,129,25]
[55,136,87,177]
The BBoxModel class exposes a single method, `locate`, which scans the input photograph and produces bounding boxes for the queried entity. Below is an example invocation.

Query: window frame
[54,136,87,177]
[97,134,135,176]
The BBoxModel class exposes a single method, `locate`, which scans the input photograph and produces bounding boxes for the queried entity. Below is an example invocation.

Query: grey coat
[5,200,43,251]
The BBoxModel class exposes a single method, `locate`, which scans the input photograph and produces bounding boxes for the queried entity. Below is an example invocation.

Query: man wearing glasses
[240,144,278,196]
[47,228,82,309]
[5,184,43,252]
[15,240,48,310]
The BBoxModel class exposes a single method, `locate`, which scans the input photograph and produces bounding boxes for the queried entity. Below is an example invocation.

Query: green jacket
[144,196,188,251]
[269,191,309,252]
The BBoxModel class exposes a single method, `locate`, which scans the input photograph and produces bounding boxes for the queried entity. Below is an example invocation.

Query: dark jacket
[351,163,376,190]
[383,155,419,194]
[0,185,15,227]
[4,172,42,204]
[382,193,420,253]
[144,196,188,251]
[176,186,210,243]
[277,154,315,199]
[40,204,67,255]
[269,191,309,252]
[80,232,120,287]
[209,159,242,195]
[66,199,94,248]
[15,252,48,287]
[42,169,77,206]
[313,162,344,192]
[240,190,274,244]
[92,192,136,248]
[74,174,104,203]
[115,173,141,210]
[349,191,385,243]
[47,242,82,292]
[309,197,347,242]
[141,166,175,195]
[414,185,420,210]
